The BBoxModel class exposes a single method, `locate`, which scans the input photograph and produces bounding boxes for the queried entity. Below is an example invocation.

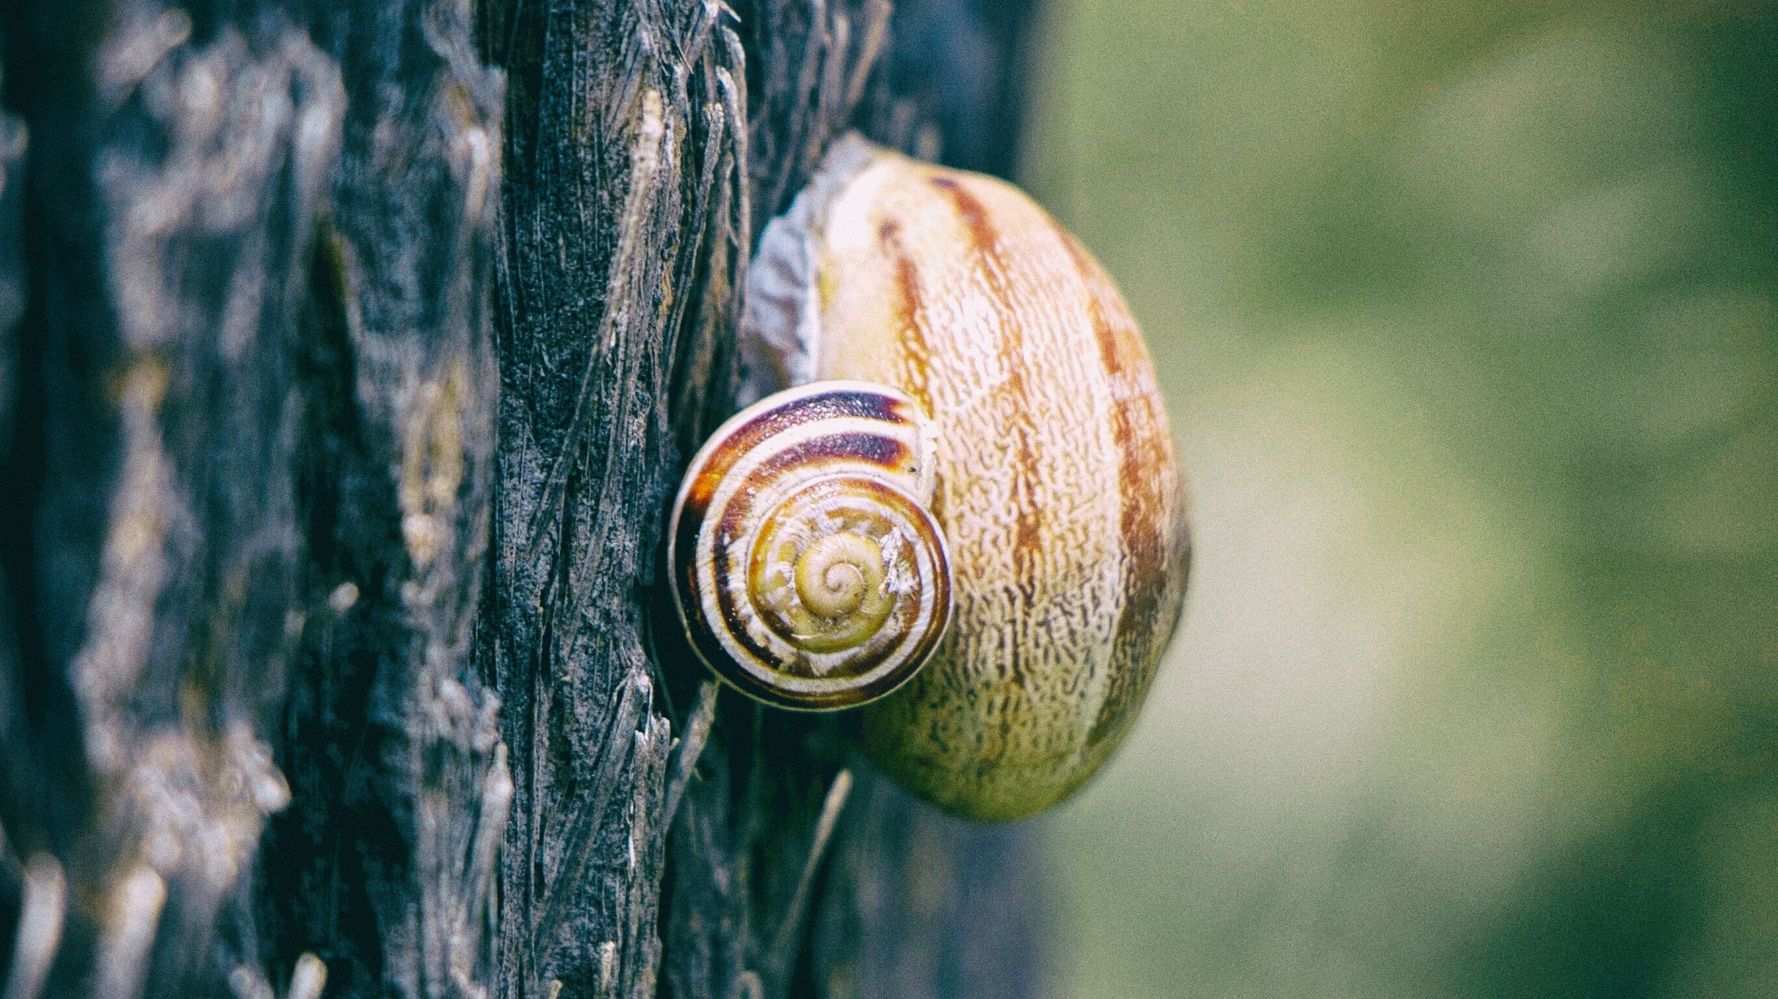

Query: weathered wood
[256,2,506,996]
[472,1,745,993]
[0,1,505,995]
[3,6,350,996]
[0,0,1047,996]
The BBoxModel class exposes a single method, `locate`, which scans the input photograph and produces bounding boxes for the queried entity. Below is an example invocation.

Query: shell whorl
[668,381,953,710]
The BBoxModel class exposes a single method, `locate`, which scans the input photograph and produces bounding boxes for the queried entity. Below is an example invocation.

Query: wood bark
[0,0,1046,996]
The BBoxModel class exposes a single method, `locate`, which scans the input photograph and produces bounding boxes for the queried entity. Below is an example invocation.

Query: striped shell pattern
[683,135,1191,820]
[668,382,953,710]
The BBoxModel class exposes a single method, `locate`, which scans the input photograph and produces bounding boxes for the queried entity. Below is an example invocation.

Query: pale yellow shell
[735,135,1192,820]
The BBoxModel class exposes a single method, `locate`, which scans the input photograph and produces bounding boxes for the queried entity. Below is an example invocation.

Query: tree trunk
[0,1,1046,996]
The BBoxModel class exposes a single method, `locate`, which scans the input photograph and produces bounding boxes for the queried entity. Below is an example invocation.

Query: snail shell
[668,381,953,710]
[718,135,1191,820]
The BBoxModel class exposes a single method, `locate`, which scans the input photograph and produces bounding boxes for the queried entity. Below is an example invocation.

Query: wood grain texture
[473,0,745,993]
[259,1,506,994]
[0,1,504,995]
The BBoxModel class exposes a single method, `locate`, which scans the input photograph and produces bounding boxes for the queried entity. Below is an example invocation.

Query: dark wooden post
[0,0,1046,995]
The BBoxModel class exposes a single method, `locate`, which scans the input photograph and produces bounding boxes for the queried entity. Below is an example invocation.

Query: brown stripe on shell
[687,385,915,503]
[1057,227,1190,751]
[877,219,935,415]
[928,175,998,257]
[674,385,920,577]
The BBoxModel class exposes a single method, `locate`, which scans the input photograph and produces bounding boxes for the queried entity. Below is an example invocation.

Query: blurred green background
[1020,3,1778,997]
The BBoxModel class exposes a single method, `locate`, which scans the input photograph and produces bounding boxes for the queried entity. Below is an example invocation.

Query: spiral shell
[736,135,1192,820]
[668,381,954,710]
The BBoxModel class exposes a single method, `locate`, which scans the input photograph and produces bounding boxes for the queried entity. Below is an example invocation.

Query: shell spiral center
[795,533,880,619]
[667,382,954,710]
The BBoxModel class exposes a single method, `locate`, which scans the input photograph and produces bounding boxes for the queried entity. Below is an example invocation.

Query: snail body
[676,135,1190,820]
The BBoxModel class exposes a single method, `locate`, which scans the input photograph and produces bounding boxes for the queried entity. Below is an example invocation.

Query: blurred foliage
[1021,3,1778,997]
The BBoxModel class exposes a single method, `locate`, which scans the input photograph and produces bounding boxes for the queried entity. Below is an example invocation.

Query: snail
[668,135,1191,820]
